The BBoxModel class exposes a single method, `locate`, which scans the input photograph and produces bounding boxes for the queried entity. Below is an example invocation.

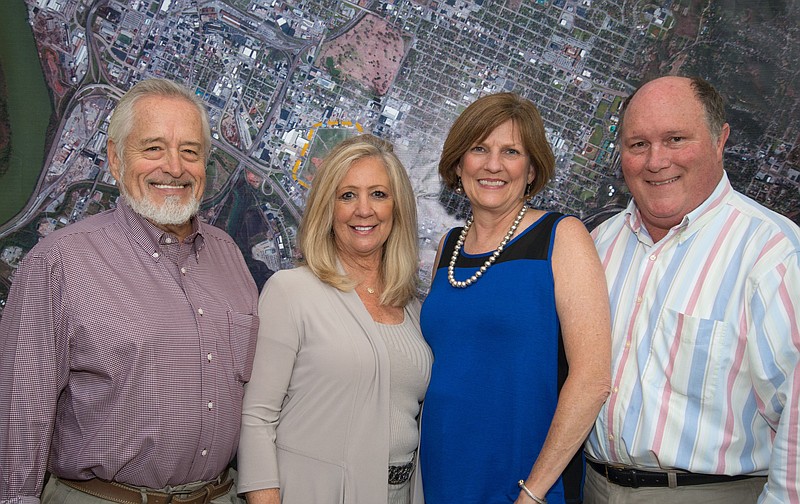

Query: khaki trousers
[584,464,767,504]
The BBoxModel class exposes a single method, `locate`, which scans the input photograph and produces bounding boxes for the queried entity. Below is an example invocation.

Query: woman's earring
[455,177,464,195]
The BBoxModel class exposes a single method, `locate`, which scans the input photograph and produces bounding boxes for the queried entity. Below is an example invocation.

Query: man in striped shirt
[585,76,800,503]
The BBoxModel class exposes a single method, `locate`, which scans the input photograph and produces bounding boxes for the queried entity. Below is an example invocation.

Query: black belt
[588,460,757,488]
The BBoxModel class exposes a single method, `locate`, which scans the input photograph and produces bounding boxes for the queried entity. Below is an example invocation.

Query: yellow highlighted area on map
[291,119,364,189]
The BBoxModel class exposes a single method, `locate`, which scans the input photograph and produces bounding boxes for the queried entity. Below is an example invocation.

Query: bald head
[619,76,727,143]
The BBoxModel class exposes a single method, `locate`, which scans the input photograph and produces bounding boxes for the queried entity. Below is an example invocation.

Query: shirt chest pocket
[647,309,732,404]
[228,311,259,383]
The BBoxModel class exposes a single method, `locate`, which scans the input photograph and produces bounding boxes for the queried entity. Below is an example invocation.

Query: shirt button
[165,237,172,244]
[608,434,614,441]
[201,449,208,456]
[198,308,204,316]
[649,254,657,261]
[613,386,619,393]
[181,267,187,275]
[207,353,213,362]
[636,296,642,303]
[208,401,214,410]
[152,252,159,258]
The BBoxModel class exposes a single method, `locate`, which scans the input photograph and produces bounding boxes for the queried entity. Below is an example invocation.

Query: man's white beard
[126,191,200,226]
[118,164,201,226]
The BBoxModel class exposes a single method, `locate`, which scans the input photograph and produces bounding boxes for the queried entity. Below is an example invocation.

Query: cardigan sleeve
[238,272,301,493]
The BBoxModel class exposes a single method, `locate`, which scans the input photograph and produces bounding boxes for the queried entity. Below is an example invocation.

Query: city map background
[0,0,798,314]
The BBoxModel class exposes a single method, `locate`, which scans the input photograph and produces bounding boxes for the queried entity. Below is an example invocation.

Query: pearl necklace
[448,205,528,288]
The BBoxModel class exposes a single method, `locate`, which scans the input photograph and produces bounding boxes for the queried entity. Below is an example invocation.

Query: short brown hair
[439,93,555,198]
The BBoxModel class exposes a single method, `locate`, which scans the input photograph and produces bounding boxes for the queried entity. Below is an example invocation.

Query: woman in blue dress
[420,93,611,504]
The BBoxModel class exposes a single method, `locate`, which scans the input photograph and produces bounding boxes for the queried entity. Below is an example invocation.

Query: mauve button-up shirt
[0,199,259,504]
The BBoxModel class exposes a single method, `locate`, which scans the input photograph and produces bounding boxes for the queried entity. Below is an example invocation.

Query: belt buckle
[172,482,215,504]
[175,469,232,504]
[172,488,207,504]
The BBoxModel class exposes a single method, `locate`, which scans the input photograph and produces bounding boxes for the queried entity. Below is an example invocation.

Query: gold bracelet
[517,480,547,504]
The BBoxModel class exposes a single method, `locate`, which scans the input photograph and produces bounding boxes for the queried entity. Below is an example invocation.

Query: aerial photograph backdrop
[0,0,798,314]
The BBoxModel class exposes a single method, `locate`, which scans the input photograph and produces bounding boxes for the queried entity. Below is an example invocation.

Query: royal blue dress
[420,212,583,504]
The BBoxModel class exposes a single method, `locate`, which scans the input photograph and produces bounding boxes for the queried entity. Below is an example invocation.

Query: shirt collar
[114,196,205,262]
[624,171,733,244]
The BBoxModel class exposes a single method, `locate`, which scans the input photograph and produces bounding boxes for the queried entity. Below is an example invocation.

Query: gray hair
[107,78,212,162]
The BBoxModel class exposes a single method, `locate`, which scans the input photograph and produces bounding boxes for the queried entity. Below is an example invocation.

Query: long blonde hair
[299,134,418,306]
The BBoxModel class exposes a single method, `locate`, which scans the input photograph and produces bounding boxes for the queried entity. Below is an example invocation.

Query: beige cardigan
[238,266,424,503]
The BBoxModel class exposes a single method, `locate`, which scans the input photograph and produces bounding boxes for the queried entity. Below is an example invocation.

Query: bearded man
[0,78,259,504]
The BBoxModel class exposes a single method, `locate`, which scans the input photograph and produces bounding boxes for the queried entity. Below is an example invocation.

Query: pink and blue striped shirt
[586,173,800,503]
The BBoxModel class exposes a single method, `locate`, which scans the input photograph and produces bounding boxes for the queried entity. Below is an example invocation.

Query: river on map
[0,0,53,226]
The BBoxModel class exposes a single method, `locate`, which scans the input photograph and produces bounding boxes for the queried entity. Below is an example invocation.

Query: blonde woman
[238,134,431,504]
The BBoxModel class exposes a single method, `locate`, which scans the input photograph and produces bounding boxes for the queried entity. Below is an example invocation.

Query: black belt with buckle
[588,460,757,488]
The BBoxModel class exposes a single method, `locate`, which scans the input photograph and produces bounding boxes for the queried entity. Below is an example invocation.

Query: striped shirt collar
[114,196,205,262]
[624,171,733,246]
